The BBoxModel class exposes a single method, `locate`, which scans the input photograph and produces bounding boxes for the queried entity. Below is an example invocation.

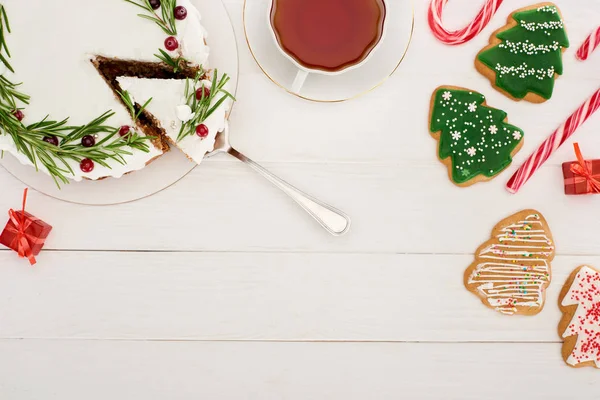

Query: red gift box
[0,189,52,265]
[562,143,600,195]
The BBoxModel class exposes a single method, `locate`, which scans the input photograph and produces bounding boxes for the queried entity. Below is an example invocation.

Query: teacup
[268,0,387,93]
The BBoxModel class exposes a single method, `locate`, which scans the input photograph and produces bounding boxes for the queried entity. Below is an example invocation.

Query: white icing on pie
[0,133,164,181]
[118,77,231,164]
[0,0,217,181]
[177,0,210,67]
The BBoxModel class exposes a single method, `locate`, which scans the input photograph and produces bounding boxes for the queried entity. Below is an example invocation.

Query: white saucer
[243,0,414,102]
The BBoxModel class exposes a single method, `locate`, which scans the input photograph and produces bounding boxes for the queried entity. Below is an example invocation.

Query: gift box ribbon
[567,143,600,194]
[6,188,43,265]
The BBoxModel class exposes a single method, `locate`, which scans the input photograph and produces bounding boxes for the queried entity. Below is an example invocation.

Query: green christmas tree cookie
[476,3,569,103]
[429,86,525,187]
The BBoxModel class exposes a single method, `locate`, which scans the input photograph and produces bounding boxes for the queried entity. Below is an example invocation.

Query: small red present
[562,143,600,195]
[0,189,52,265]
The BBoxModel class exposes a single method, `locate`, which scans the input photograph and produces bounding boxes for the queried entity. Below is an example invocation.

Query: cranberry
[119,125,131,137]
[196,124,209,138]
[43,136,59,146]
[174,6,187,20]
[80,158,94,173]
[81,135,95,147]
[13,110,24,121]
[165,36,178,51]
[149,0,161,10]
[195,87,210,100]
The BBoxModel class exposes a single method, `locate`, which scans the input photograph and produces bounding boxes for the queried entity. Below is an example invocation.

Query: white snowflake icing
[512,131,522,140]
[435,88,525,178]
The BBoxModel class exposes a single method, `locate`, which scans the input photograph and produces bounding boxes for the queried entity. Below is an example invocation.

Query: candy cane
[506,89,600,193]
[576,27,600,61]
[428,0,504,45]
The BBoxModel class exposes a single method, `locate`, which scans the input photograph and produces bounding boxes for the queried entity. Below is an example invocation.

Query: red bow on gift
[570,143,600,194]
[6,188,40,265]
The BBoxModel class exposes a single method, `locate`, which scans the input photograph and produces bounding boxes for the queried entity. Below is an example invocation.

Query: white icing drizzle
[561,266,600,368]
[467,214,555,315]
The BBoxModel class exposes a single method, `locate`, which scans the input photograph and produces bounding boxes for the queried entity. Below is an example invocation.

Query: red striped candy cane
[577,27,600,61]
[506,89,600,193]
[428,0,504,45]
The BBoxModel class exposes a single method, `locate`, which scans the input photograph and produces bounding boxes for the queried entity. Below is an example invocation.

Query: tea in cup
[269,0,387,93]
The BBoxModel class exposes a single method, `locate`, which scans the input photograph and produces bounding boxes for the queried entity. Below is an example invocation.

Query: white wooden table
[1,0,600,398]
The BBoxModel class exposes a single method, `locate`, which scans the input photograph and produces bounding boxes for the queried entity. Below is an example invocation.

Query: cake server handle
[226,148,351,236]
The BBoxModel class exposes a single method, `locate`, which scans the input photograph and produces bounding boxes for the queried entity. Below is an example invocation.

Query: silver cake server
[207,124,350,236]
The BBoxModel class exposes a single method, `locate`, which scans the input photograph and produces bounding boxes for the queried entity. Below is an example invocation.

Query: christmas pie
[0,0,233,185]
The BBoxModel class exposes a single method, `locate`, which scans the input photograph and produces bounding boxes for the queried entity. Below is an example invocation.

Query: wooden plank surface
[0,0,599,398]
[1,340,598,400]
[0,1,596,254]
[0,161,599,254]
[0,251,596,342]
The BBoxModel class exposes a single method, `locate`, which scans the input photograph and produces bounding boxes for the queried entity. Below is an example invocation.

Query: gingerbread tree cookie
[476,3,569,103]
[559,266,600,369]
[464,210,555,316]
[429,86,524,187]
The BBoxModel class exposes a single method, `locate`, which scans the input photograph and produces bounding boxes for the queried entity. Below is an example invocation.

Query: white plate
[0,0,239,206]
[244,0,413,102]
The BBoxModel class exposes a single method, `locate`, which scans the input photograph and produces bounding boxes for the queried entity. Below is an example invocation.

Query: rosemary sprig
[0,5,13,73]
[118,90,153,122]
[176,69,235,142]
[159,0,178,36]
[154,49,187,73]
[124,0,193,70]
[0,75,28,109]
[123,0,177,36]
[0,107,153,186]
